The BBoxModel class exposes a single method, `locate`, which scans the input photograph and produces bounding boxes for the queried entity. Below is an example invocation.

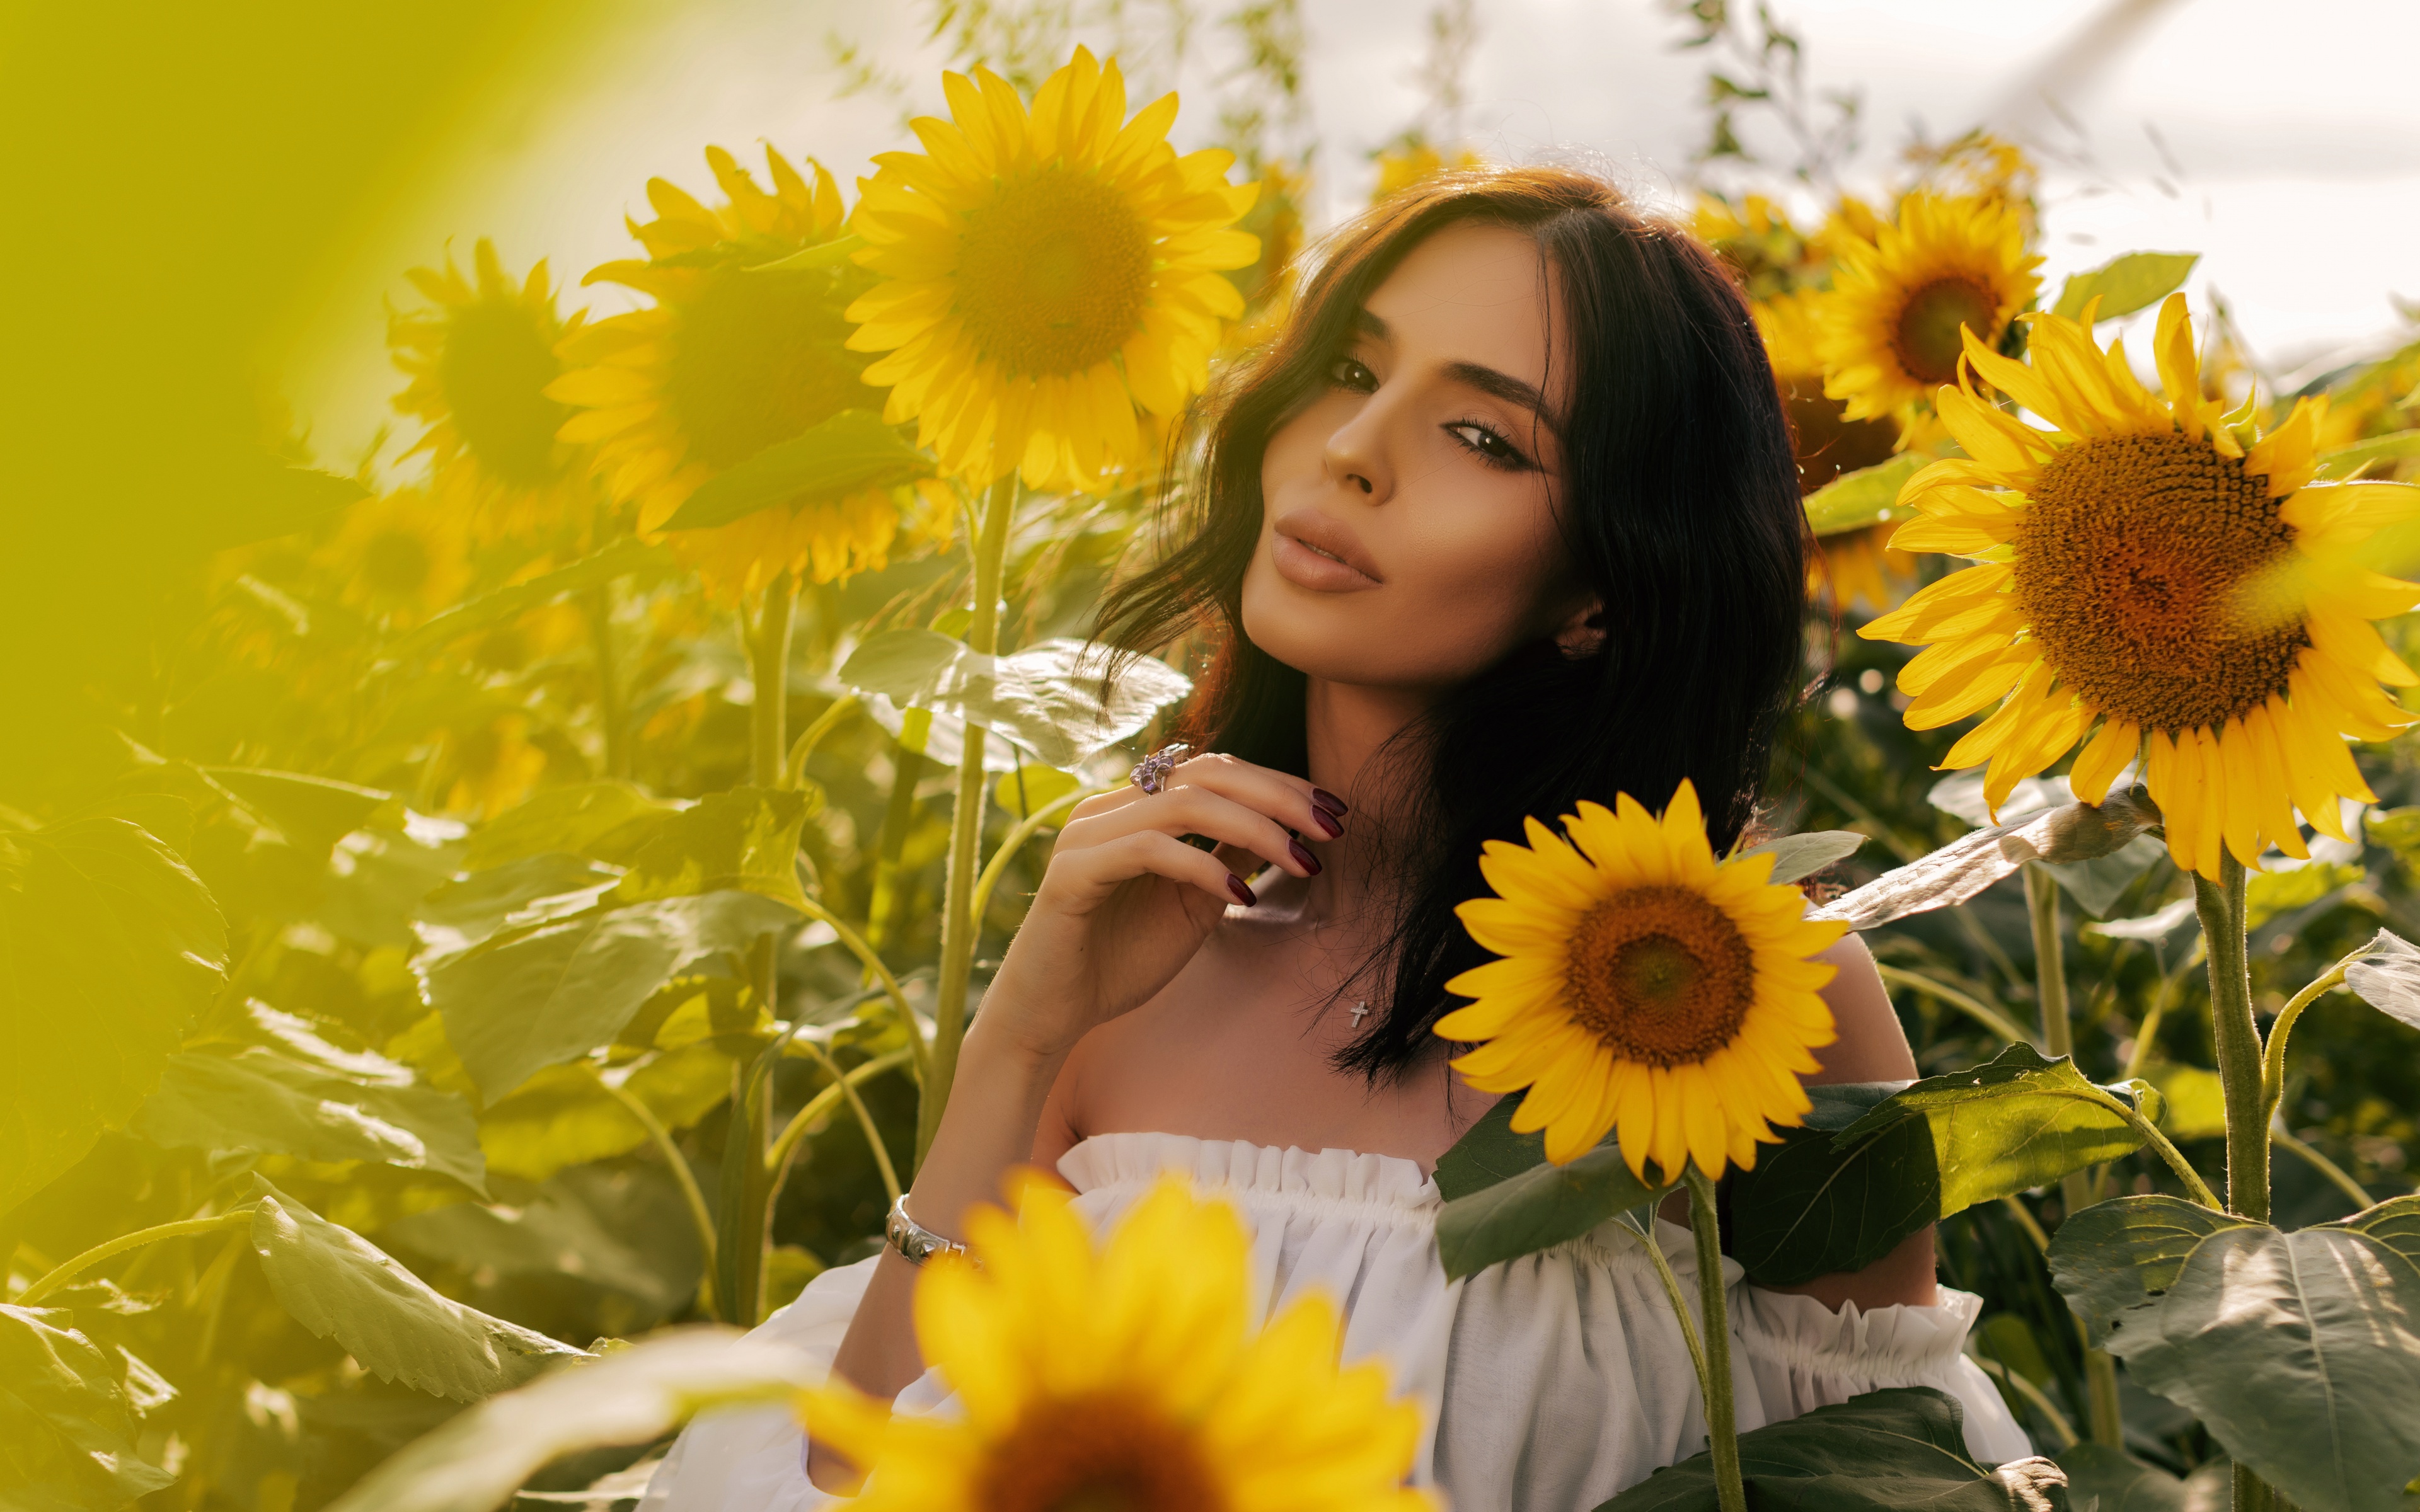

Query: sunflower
[804,1175,1432,1512]
[1369,135,1485,205]
[669,478,957,604]
[1861,294,2420,880]
[549,146,918,590]
[1815,527,1919,616]
[321,486,472,623]
[1758,290,1903,496]
[845,47,1260,494]
[389,240,590,542]
[1814,192,2041,432]
[1434,780,1845,1179]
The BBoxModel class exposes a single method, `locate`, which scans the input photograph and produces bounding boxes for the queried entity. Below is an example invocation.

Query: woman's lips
[1270,510,1382,592]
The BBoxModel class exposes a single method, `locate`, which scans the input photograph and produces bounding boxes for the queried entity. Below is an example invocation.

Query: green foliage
[1596,1387,2071,1512]
[0,1303,177,1511]
[1804,454,1927,537]
[659,410,929,530]
[1433,1097,1674,1278]
[841,631,1192,769]
[2047,1194,2420,1512]
[2049,252,2199,323]
[0,818,228,1215]
[1740,829,1867,884]
[246,1179,584,1404]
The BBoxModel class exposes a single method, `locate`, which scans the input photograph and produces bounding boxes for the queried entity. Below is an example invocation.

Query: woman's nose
[1322,405,1392,503]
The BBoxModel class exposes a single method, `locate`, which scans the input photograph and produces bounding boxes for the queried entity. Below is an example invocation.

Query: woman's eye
[1446,421,1529,470]
[1328,356,1378,392]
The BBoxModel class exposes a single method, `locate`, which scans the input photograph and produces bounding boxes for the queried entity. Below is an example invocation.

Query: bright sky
[302,0,2420,467]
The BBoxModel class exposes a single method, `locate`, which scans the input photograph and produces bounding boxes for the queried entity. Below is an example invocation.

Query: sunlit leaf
[2342,928,2420,1030]
[841,631,1192,769]
[2244,860,2363,931]
[1737,829,1865,885]
[379,1167,701,1317]
[1804,452,1928,537]
[412,854,621,959]
[422,890,799,1102]
[1595,1386,2071,1512]
[461,783,681,871]
[2048,1193,2420,1512]
[200,766,391,856]
[1433,1100,1674,1279]
[2139,1062,2228,1140]
[321,827,466,951]
[2083,896,2199,942]
[2312,428,2420,482]
[2050,251,2199,323]
[992,764,1085,821]
[659,410,929,531]
[0,1303,176,1511]
[0,819,226,1217]
[476,1046,739,1184]
[1831,1044,2157,1219]
[246,1178,585,1403]
[321,1328,815,1512]
[605,787,810,910]
[2050,1444,2189,1512]
[134,1006,486,1194]
[1813,788,2162,931]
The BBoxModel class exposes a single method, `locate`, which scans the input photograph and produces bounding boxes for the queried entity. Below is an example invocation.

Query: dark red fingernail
[1289,838,1322,876]
[1312,788,1348,815]
[1310,807,1343,839]
[1226,874,1257,907]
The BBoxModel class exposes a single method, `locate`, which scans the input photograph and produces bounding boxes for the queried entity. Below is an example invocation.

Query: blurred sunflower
[671,478,957,603]
[549,146,922,593]
[805,1175,1431,1512]
[1862,295,2420,880]
[846,46,1260,493]
[1756,292,1915,614]
[1369,134,1485,205]
[1815,192,2041,432]
[442,713,548,819]
[389,240,589,542]
[1434,780,1844,1178]
[322,486,471,623]
[1696,193,1819,304]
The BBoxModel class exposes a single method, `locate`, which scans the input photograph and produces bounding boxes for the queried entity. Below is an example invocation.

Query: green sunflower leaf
[246,1177,586,1404]
[0,818,226,1218]
[1803,451,1928,537]
[2046,1192,2420,1512]
[1594,1386,2071,1512]
[1814,788,2162,931]
[2050,251,2199,324]
[0,1303,177,1511]
[1737,829,1865,885]
[841,631,1192,769]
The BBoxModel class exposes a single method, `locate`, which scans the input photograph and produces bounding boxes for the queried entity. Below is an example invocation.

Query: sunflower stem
[2025,864,2124,1449]
[2192,854,2267,1223]
[587,585,629,780]
[918,474,1018,1171]
[1683,1164,1748,1512]
[749,573,797,789]
[14,1210,255,1307]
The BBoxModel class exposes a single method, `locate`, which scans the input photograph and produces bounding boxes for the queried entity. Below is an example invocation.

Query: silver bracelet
[884,1194,973,1267]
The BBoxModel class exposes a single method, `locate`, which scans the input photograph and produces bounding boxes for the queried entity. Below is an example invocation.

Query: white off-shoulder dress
[641,1131,2031,1512]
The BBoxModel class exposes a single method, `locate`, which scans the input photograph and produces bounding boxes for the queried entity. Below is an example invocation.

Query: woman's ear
[1554,598,1608,660]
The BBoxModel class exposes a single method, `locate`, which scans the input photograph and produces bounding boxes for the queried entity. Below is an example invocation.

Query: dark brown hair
[1098,164,1807,1079]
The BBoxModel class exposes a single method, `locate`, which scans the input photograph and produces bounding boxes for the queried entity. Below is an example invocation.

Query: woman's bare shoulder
[1809,932,1916,1084]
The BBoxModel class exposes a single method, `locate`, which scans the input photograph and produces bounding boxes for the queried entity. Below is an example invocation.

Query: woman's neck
[1297,675,1436,925]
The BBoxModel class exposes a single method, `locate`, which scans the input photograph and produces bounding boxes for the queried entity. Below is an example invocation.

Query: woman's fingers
[1050,829,1257,909]
[1059,782,1321,878]
[1161,753,1345,840]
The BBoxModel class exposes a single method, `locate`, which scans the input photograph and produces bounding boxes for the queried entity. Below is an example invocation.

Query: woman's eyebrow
[1443,360,1564,440]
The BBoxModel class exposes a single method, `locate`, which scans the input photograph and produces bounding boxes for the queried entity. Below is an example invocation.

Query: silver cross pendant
[1349,1001,1371,1027]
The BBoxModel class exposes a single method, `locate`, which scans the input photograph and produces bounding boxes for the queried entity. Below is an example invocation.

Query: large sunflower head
[845,47,1260,494]
[320,486,472,624]
[1758,290,1903,496]
[1434,780,1845,1180]
[548,146,918,588]
[389,240,589,542]
[1814,192,2041,430]
[805,1174,1431,1512]
[1861,293,2420,880]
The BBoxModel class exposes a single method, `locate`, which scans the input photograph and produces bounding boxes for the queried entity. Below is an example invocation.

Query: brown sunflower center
[661,267,867,470]
[361,525,435,599]
[954,164,1155,379]
[974,1396,1223,1512]
[437,295,571,488]
[1780,374,1901,494]
[2014,430,2305,733]
[1566,885,1756,1066]
[1891,277,1998,387]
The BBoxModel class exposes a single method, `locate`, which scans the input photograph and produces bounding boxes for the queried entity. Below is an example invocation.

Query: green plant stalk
[864,736,928,955]
[784,694,860,791]
[16,1210,254,1307]
[2025,864,2123,1449]
[918,474,1018,1170]
[1627,1206,1717,1423]
[2191,854,2267,1223]
[589,1067,718,1314]
[1683,1165,1748,1512]
[789,1037,902,1205]
[2272,1125,2374,1210]
[587,585,628,780]
[2260,951,2363,1131]
[1874,963,2037,1049]
[767,1047,915,1195]
[1968,1353,2079,1449]
[968,785,1103,928]
[750,575,797,791]
[793,895,927,1087]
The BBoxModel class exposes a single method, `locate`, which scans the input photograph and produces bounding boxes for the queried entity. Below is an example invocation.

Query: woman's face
[1241,220,1596,696]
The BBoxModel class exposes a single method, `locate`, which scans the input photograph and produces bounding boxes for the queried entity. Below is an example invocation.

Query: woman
[646,165,2029,1511]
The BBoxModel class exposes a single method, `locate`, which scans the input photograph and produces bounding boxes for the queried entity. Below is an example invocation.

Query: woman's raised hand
[981,752,1345,1061]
